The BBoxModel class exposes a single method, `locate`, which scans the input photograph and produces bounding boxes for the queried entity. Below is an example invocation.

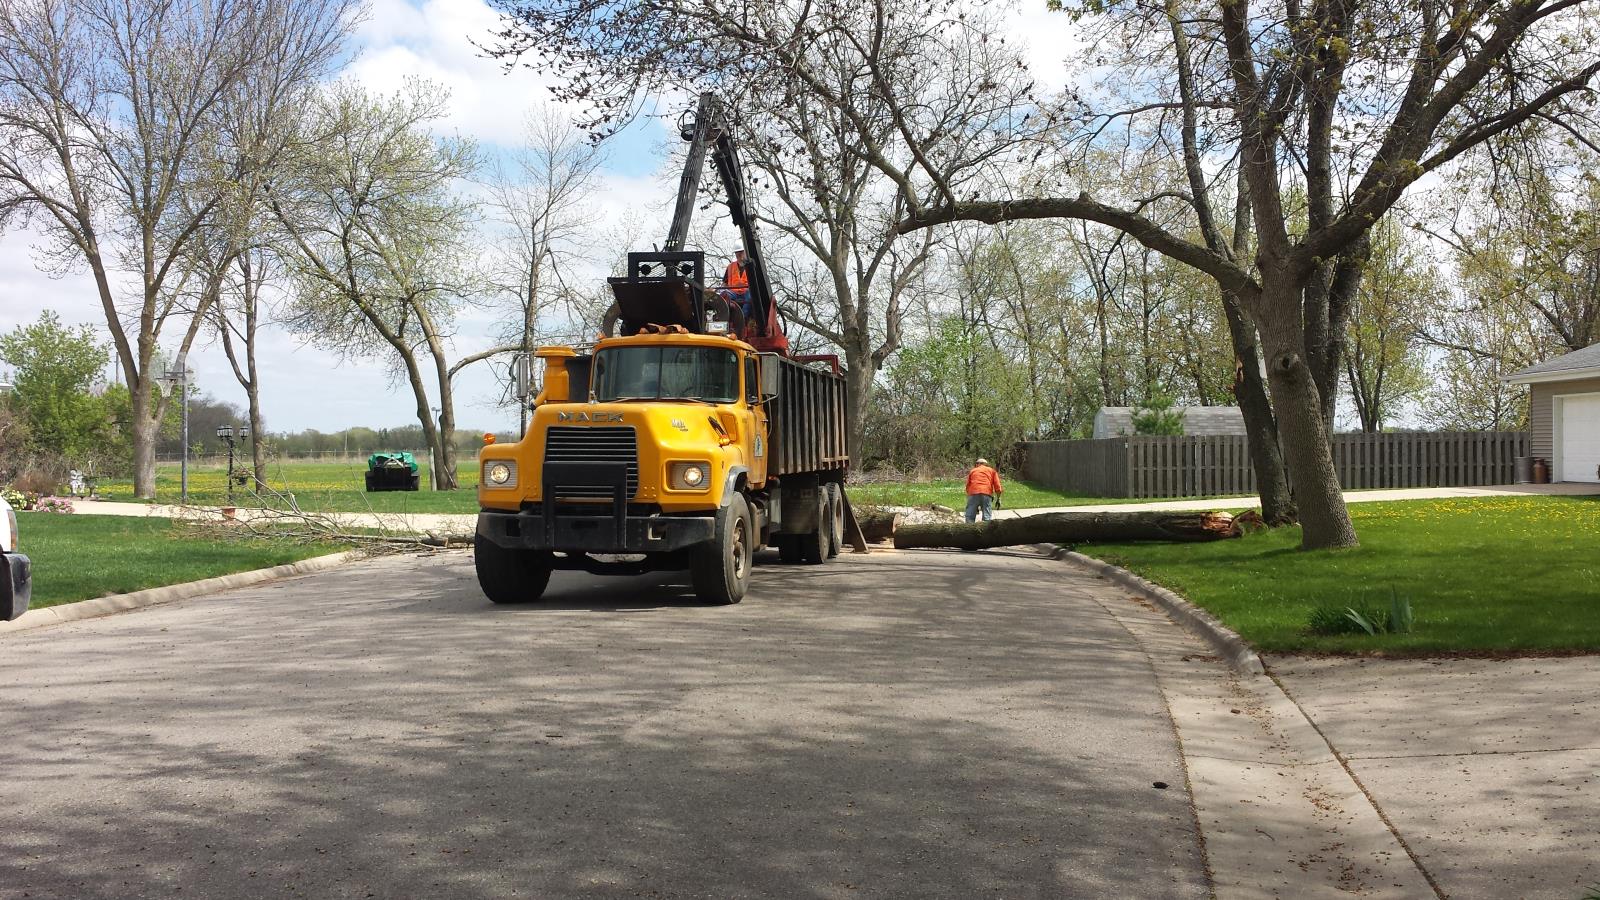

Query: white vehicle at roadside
[1,495,32,621]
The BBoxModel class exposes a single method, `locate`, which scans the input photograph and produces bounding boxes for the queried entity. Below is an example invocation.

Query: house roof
[1093,406,1247,437]
[1505,343,1600,384]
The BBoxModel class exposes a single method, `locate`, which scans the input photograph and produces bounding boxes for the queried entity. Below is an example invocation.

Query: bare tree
[0,0,357,498]
[484,108,604,431]
[486,0,1043,464]
[271,81,482,490]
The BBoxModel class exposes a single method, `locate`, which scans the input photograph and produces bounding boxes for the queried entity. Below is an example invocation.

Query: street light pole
[164,356,192,506]
[216,423,250,505]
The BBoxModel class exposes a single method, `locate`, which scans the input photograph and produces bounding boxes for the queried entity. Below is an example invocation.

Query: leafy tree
[1132,394,1185,436]
[1342,219,1436,432]
[0,313,119,464]
[272,81,483,490]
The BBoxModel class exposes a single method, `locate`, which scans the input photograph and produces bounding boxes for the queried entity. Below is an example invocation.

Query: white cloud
[350,0,572,147]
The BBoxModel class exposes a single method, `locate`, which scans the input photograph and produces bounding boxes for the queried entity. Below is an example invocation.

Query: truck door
[744,353,768,486]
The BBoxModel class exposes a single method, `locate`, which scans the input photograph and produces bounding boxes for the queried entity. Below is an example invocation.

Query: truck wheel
[692,494,752,604]
[408,474,421,491]
[474,533,553,604]
[800,492,829,565]
[824,483,844,558]
[364,471,377,492]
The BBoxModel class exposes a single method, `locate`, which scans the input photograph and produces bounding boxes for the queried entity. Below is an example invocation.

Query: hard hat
[976,458,989,466]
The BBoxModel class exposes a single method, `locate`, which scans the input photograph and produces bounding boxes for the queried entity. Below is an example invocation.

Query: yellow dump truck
[474,331,847,604]
[473,93,850,605]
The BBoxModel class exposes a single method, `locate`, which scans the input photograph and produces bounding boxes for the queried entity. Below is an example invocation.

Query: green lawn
[99,459,481,514]
[16,512,345,609]
[100,460,1124,514]
[1080,496,1600,655]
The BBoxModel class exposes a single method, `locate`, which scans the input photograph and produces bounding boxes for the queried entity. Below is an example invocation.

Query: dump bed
[763,354,848,476]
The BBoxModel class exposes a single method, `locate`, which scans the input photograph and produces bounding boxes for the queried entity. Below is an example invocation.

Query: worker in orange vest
[720,248,752,324]
[965,457,1003,523]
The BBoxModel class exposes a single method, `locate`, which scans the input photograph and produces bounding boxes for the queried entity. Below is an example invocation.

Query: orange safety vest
[966,465,1002,496]
[724,259,749,289]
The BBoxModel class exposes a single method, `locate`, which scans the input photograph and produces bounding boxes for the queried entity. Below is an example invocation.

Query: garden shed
[1507,345,1600,483]
[1092,406,1247,439]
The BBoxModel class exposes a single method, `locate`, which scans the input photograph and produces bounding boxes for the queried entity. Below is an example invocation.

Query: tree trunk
[854,508,901,543]
[130,378,159,500]
[1259,315,1358,549]
[893,510,1240,550]
[419,309,460,491]
[1221,292,1296,525]
[841,347,872,464]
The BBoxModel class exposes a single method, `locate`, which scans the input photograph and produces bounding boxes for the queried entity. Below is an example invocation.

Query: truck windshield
[593,346,740,403]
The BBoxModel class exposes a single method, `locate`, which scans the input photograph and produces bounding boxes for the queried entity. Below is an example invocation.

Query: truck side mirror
[513,353,532,403]
[758,352,781,403]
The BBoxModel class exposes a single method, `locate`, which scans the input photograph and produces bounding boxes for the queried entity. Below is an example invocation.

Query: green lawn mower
[365,451,421,492]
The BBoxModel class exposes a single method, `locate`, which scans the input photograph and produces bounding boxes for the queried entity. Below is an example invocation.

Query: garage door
[1559,394,1600,483]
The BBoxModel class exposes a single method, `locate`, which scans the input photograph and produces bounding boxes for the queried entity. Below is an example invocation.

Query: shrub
[33,496,73,514]
[1307,589,1415,636]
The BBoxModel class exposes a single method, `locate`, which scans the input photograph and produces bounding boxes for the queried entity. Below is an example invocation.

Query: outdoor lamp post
[217,424,236,505]
[163,356,192,505]
[216,424,252,505]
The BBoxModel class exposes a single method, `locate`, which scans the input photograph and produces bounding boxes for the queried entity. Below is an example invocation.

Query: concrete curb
[1045,545,1266,676]
[0,550,360,637]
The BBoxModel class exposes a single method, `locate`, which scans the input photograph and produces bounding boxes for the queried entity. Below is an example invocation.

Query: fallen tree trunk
[854,509,902,543]
[893,511,1240,550]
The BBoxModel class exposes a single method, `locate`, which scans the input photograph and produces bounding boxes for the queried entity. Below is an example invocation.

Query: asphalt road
[0,546,1208,899]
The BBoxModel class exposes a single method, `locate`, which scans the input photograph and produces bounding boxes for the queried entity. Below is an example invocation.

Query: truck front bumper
[1,552,32,622]
[477,508,714,554]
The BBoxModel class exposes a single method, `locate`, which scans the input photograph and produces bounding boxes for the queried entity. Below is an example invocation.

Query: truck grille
[543,426,639,501]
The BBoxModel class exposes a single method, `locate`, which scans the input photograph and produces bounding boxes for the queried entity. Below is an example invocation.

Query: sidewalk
[996,482,1600,518]
[1272,656,1600,898]
[67,499,474,536]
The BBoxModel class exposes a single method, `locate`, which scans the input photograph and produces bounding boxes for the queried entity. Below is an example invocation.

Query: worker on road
[720,248,752,321]
[965,457,1003,523]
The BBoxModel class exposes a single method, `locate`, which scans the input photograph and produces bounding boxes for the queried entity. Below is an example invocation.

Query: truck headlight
[484,461,517,488]
[670,462,710,490]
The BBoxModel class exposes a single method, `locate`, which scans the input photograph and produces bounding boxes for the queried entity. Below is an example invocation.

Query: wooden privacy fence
[1018,431,1529,499]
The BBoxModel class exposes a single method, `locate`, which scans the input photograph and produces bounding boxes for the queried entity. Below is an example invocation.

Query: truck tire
[408,474,421,491]
[473,533,553,604]
[692,494,752,604]
[364,471,376,492]
[824,482,844,558]
[800,491,829,565]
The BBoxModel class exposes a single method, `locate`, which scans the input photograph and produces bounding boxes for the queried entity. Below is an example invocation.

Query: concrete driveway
[0,547,1208,899]
[1274,656,1600,899]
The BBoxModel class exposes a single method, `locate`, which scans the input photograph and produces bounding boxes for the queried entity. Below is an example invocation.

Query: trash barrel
[1514,456,1534,484]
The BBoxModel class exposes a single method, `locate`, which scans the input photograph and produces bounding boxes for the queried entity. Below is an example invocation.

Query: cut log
[854,509,902,543]
[892,511,1240,550]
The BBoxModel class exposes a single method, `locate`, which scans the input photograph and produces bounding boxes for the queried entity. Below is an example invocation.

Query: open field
[1081,496,1600,654]
[16,513,344,609]
[98,460,1114,513]
[99,459,481,514]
